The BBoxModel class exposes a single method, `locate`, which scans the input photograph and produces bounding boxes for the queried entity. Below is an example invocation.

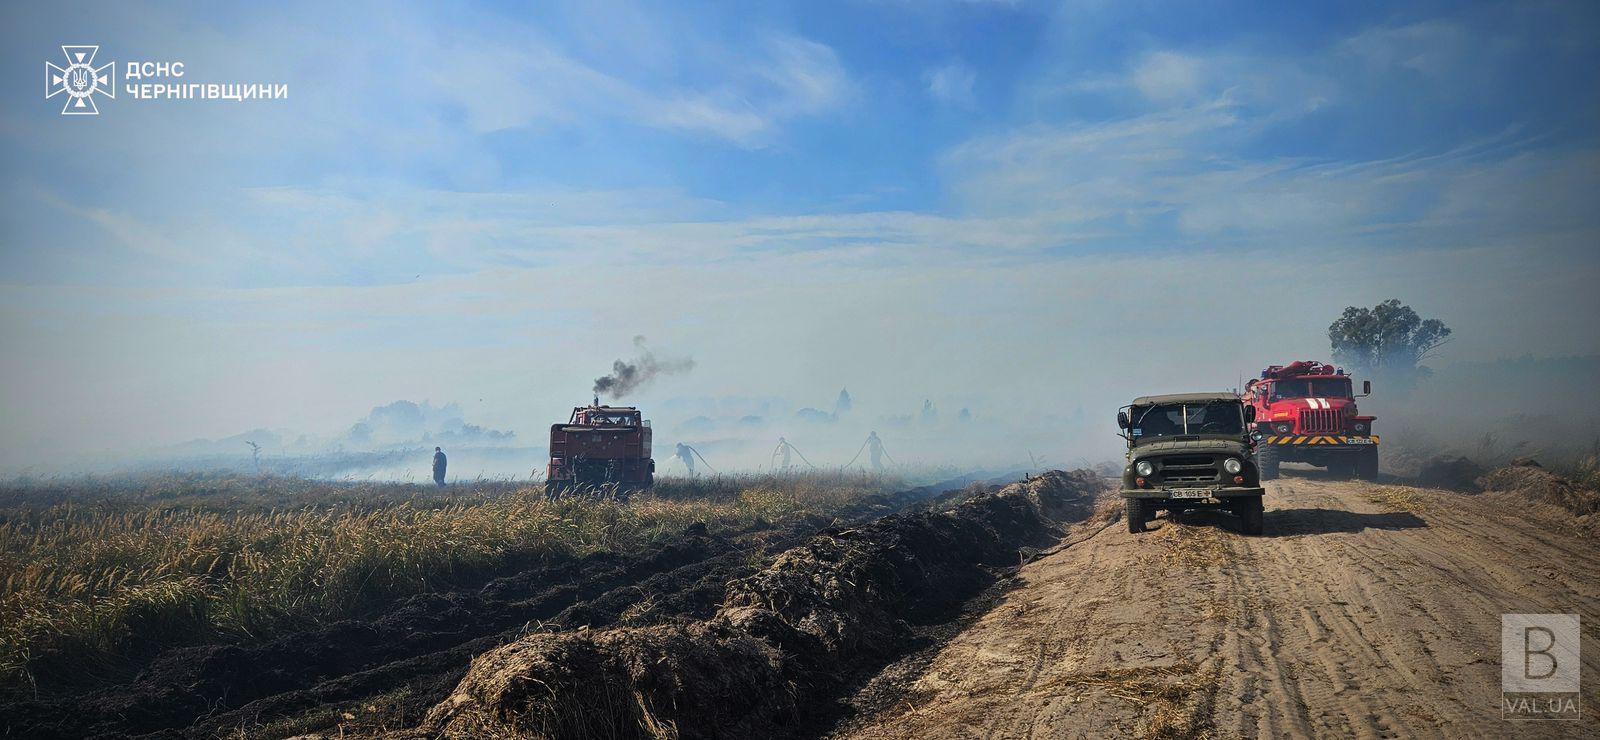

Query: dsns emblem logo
[46,45,115,115]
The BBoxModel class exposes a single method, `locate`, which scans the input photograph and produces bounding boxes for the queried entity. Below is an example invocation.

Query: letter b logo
[1502,614,1579,693]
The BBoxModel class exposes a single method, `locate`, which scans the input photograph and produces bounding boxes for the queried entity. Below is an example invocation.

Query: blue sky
[2,0,1598,468]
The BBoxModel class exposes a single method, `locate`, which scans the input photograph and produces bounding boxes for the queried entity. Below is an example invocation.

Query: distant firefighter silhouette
[770,437,815,471]
[676,443,695,475]
[846,431,892,471]
[773,437,793,470]
[432,446,448,487]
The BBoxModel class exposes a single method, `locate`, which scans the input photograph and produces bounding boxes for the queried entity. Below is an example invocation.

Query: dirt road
[838,471,1600,739]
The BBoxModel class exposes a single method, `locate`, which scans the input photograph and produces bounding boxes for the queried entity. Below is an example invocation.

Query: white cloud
[934,18,1592,249]
[649,94,771,143]
[940,97,1595,250]
[1132,51,1204,101]
[926,61,977,106]
[645,35,850,144]
[412,29,849,146]
[1339,20,1471,77]
[940,103,1243,225]
[419,41,628,134]
[759,36,852,116]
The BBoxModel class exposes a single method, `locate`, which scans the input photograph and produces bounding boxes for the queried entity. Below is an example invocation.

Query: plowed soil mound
[1477,462,1600,530]
[722,469,1100,669]
[424,622,793,739]
[421,470,1106,740]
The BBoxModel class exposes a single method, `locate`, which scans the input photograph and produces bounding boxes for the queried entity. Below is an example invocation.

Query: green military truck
[1117,393,1267,536]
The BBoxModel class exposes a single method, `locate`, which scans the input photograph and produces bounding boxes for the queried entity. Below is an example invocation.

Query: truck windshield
[1271,379,1351,400]
[1131,402,1243,439]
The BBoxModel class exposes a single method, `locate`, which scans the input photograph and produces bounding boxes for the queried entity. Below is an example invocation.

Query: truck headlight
[1223,457,1243,474]
[1273,423,1291,434]
[1353,422,1366,433]
[1135,460,1154,477]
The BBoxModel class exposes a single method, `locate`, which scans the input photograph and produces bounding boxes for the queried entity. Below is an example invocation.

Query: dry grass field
[0,471,902,697]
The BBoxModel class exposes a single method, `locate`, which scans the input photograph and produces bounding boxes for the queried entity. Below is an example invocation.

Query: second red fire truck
[1243,361,1378,480]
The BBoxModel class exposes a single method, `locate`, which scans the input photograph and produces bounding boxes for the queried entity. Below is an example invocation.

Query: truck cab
[1118,393,1266,535]
[1243,361,1378,480]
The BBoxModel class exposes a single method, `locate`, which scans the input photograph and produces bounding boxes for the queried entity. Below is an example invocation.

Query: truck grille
[1159,456,1219,484]
[1300,408,1339,433]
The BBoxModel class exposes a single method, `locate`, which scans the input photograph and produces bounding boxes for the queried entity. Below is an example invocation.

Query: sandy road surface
[839,471,1600,739]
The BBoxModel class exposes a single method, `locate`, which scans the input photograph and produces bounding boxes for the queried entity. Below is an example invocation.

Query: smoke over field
[1363,355,1600,474]
[593,336,697,401]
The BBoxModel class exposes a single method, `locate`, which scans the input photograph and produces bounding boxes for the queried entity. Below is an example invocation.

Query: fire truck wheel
[1237,497,1264,536]
[1126,498,1149,534]
[1257,446,1280,480]
[1356,447,1380,480]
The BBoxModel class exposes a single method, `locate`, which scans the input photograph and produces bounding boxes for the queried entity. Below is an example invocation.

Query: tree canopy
[1328,300,1451,385]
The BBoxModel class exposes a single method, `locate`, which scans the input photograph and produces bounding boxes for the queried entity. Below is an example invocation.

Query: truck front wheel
[1236,497,1264,536]
[1356,447,1380,480]
[1257,446,1280,480]
[1126,498,1149,534]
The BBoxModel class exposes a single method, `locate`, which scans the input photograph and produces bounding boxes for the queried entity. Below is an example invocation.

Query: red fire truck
[545,403,655,497]
[1243,361,1378,480]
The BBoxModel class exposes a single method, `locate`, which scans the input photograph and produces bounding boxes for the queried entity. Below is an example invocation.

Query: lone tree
[1328,299,1451,390]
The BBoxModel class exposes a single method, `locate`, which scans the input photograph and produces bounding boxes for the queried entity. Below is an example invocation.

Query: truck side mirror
[1360,380,1371,397]
[1117,411,1129,429]
[1244,406,1256,423]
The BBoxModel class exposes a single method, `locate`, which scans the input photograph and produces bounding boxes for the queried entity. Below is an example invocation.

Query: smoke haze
[1,1,1597,478]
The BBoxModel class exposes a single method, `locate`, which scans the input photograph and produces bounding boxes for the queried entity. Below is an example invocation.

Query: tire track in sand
[841,472,1598,739]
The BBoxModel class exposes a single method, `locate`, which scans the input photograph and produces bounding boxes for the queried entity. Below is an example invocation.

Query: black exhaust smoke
[593,336,695,401]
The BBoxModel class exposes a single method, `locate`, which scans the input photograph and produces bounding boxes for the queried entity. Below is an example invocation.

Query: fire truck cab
[1243,361,1378,480]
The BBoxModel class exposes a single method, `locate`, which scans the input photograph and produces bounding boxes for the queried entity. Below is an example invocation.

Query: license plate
[1168,488,1210,499]
[1346,437,1375,444]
